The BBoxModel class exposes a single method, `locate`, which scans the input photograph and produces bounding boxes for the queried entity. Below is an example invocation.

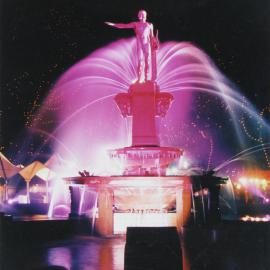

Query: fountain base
[65,175,191,236]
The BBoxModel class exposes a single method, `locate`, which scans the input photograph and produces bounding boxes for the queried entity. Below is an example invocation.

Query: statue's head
[138,10,147,22]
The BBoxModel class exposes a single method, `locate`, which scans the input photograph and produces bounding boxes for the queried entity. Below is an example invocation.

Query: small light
[8,199,14,204]
[239,177,247,185]
[236,184,241,190]
[183,160,189,169]
[203,189,208,195]
[241,216,249,222]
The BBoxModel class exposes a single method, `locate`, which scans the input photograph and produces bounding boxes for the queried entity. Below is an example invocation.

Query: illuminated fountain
[65,11,193,235]
[61,11,233,235]
[66,76,192,235]
[4,10,270,234]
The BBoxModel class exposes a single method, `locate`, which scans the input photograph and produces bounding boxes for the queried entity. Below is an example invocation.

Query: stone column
[95,187,114,236]
[69,186,81,218]
[129,81,159,146]
[175,188,183,232]
[176,178,191,232]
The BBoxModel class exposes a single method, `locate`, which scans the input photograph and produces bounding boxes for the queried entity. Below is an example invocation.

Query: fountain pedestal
[65,81,190,236]
[110,81,183,176]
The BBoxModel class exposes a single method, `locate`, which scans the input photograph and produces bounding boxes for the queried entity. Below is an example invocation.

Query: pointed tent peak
[0,151,15,167]
[45,153,72,170]
[0,152,24,169]
[45,153,63,168]
[45,153,78,173]
[0,152,22,179]
[19,161,46,182]
[36,166,56,181]
[0,165,21,179]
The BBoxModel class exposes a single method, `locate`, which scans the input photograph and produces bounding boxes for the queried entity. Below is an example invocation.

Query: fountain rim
[64,175,191,188]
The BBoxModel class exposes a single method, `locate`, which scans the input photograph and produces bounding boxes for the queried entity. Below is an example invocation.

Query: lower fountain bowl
[109,146,183,176]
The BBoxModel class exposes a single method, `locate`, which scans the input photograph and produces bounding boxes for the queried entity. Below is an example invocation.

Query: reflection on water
[2,224,268,270]
[48,248,71,269]
[46,237,125,270]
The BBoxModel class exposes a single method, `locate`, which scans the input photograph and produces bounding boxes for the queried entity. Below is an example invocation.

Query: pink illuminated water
[0,36,266,225]
[28,38,269,177]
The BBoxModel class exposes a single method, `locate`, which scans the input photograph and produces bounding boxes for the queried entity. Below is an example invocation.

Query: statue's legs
[142,44,151,81]
[137,43,144,82]
[137,42,151,82]
[144,52,149,81]
[138,59,144,82]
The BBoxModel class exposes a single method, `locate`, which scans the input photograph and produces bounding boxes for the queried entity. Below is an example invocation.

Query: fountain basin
[65,175,191,235]
[109,146,183,176]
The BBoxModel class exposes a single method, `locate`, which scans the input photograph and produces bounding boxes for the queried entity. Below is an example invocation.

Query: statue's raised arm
[105,10,159,82]
[105,21,135,29]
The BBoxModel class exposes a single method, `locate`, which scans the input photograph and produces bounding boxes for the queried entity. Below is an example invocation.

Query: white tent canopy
[0,152,23,179]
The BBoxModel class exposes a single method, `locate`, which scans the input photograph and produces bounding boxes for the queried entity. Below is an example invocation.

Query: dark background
[1,0,269,150]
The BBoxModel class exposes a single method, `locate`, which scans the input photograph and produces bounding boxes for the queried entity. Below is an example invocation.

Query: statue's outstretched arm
[105,22,135,29]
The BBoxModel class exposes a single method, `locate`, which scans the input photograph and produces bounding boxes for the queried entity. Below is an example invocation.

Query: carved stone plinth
[112,81,183,176]
[114,81,174,146]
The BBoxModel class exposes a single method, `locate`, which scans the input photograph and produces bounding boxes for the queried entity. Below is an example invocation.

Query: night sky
[1,0,270,151]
